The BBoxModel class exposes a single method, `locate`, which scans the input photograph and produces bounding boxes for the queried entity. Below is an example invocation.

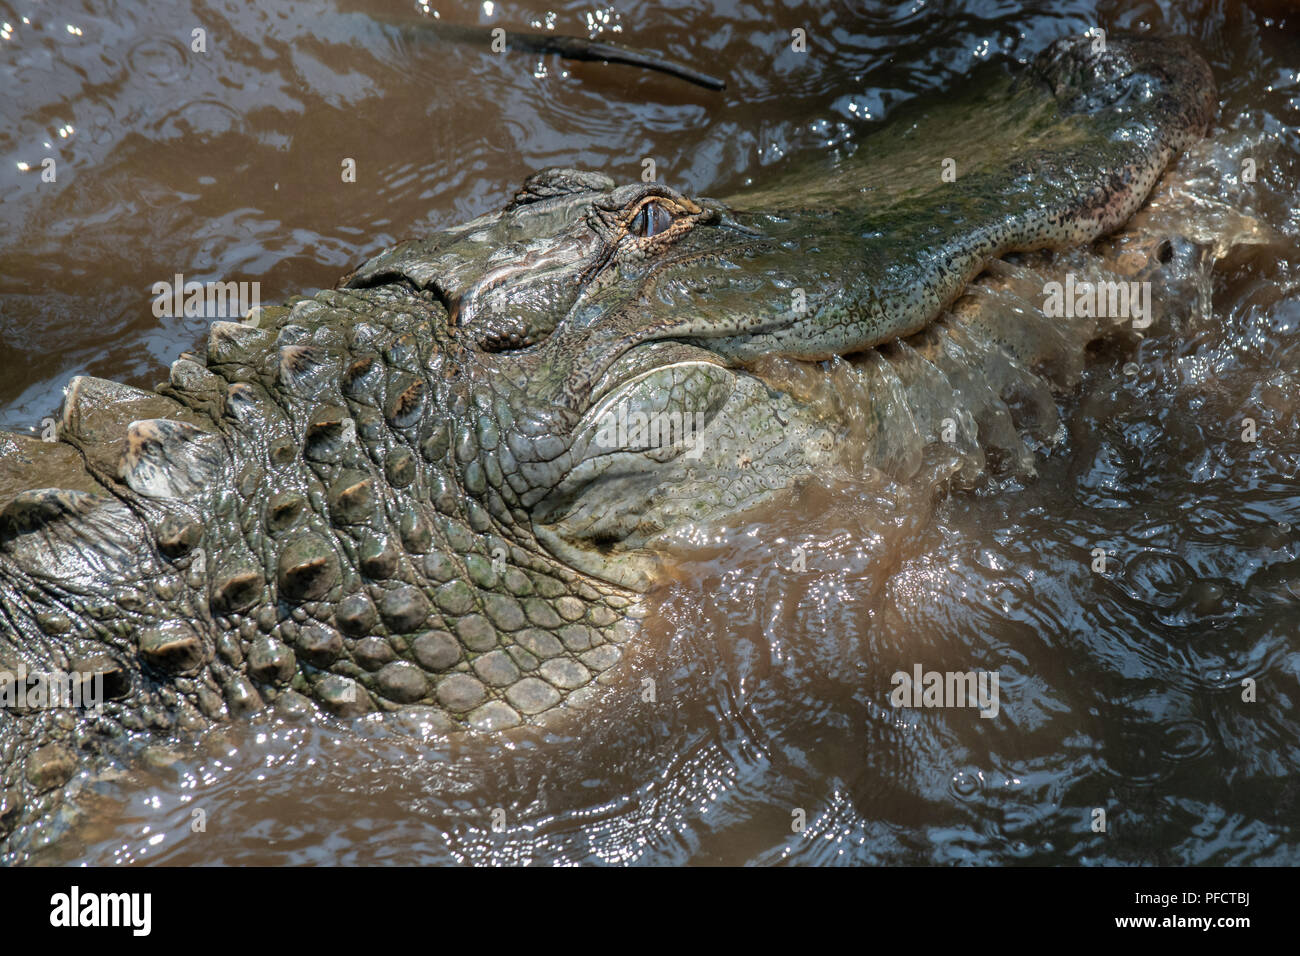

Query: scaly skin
[0,36,1214,858]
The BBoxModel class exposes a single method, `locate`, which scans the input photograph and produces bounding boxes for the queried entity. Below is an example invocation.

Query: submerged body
[0,36,1215,857]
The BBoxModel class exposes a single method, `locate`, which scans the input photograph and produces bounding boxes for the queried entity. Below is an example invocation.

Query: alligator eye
[631,201,674,238]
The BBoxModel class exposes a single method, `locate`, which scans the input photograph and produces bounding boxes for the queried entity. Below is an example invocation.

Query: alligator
[0,35,1216,858]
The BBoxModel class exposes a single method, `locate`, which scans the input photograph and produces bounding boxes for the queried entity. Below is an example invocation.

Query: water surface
[2,0,1298,864]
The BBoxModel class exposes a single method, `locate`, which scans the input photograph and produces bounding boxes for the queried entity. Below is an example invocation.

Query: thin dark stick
[393,18,726,91]
[507,32,726,91]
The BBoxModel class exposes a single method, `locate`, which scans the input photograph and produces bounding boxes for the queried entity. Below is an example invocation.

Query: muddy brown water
[2,0,1299,864]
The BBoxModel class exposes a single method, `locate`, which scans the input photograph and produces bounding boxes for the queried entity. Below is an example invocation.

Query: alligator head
[337,33,1215,588]
[0,35,1216,854]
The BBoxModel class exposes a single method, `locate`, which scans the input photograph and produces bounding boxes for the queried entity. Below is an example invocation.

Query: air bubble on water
[951,771,980,798]
[1122,362,1140,376]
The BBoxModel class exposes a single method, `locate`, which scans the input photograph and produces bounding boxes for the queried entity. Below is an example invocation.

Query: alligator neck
[0,284,641,747]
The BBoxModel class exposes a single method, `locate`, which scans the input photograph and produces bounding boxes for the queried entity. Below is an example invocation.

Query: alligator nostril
[1156,238,1174,264]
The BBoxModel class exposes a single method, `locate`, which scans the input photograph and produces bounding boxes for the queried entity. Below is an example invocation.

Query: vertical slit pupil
[636,202,673,237]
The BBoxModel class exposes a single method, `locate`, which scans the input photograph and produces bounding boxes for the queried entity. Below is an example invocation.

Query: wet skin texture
[0,35,1213,856]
